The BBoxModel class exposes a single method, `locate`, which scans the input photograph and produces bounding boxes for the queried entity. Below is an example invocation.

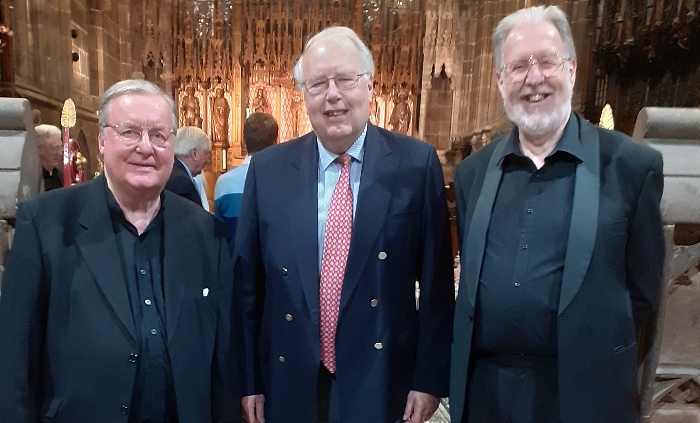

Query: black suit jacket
[165,158,202,206]
[450,114,665,423]
[234,124,455,422]
[0,176,239,423]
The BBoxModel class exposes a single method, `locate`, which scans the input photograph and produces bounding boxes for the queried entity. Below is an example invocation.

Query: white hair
[98,79,177,131]
[35,124,61,145]
[174,126,211,156]
[492,5,577,70]
[292,26,374,90]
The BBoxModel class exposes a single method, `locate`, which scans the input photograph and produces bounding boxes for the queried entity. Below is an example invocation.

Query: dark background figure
[165,125,211,207]
[450,5,665,423]
[35,124,64,191]
[0,79,238,423]
[234,26,454,423]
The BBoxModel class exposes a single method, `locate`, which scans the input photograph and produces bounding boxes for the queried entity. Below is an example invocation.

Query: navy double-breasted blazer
[233,124,455,422]
[450,114,665,423]
[0,176,239,423]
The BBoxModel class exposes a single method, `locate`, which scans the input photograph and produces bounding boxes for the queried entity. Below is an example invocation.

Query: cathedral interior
[2,0,699,193]
[0,0,699,421]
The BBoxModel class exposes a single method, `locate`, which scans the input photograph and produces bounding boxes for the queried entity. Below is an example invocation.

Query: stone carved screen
[164,0,425,172]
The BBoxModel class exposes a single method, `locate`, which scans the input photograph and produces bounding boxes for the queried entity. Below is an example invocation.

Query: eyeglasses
[500,53,570,83]
[303,73,367,95]
[103,123,175,148]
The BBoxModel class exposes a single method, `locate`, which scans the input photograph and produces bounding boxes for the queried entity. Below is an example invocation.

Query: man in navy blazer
[0,80,238,423]
[450,6,665,423]
[234,26,454,423]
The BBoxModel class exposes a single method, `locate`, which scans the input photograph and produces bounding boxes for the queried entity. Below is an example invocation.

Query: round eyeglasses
[500,53,570,84]
[103,123,175,148]
[303,73,367,95]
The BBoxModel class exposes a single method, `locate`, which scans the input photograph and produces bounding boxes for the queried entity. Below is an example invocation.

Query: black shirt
[42,167,63,191]
[106,186,178,423]
[473,115,583,357]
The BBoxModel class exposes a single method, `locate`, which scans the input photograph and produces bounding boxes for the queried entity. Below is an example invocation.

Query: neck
[105,174,161,235]
[518,118,568,169]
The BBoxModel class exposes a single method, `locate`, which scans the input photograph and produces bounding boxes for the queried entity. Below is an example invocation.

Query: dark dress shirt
[473,115,583,357]
[42,167,63,191]
[106,187,177,423]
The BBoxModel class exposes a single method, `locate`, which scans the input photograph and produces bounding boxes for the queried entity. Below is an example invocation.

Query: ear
[98,131,106,155]
[495,70,505,97]
[568,59,577,88]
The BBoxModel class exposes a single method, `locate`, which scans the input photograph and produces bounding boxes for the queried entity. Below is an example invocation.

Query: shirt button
[514,282,521,287]
[121,405,129,415]
[527,208,533,214]
[285,314,293,321]
[281,268,288,276]
[150,328,157,335]
[278,356,285,362]
[522,244,528,250]
[374,342,383,350]
[140,269,146,275]
[144,299,152,306]
[128,353,138,363]
[370,299,378,307]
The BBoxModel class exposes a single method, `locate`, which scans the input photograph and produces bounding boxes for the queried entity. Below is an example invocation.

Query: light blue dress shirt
[317,124,366,270]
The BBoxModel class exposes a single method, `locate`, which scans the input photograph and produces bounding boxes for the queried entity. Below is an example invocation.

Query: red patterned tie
[320,154,353,373]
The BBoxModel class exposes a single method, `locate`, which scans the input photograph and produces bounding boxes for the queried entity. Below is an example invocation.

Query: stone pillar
[632,107,700,422]
[0,98,41,295]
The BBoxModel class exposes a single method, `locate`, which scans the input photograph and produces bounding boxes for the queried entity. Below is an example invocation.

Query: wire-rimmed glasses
[500,53,570,84]
[302,73,368,95]
[102,123,175,148]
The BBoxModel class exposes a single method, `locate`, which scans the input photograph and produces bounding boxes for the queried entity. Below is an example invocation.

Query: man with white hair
[35,124,64,191]
[0,79,238,422]
[165,125,212,206]
[450,5,664,422]
[234,26,454,423]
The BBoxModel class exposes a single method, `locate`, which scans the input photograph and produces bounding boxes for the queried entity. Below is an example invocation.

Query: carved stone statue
[291,92,303,138]
[211,86,230,147]
[251,87,271,114]
[389,91,411,135]
[180,84,202,128]
[369,92,380,125]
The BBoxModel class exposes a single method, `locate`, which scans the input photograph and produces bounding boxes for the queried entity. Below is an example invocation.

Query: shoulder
[164,190,224,231]
[373,125,435,155]
[455,134,503,177]
[593,124,661,174]
[214,164,249,197]
[252,132,315,165]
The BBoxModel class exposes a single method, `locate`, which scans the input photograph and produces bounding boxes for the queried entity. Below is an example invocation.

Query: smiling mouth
[325,110,346,117]
[523,93,550,103]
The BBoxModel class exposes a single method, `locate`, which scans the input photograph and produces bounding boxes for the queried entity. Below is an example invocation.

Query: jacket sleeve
[211,219,241,422]
[625,151,665,362]
[0,200,47,423]
[410,146,455,398]
[232,157,265,397]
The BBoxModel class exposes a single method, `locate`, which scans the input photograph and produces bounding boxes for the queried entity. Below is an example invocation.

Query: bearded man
[449,5,665,423]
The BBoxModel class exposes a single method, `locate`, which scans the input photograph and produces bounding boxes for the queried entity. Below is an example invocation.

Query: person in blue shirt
[214,112,278,250]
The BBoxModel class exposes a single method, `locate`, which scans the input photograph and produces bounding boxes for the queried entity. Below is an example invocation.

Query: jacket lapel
[461,137,508,309]
[162,192,195,338]
[76,176,137,343]
[287,135,322,324]
[558,115,600,314]
[340,125,396,314]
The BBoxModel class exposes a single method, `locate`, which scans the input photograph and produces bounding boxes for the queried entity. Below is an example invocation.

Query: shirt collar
[177,157,194,180]
[499,113,583,165]
[317,124,367,171]
[242,155,252,165]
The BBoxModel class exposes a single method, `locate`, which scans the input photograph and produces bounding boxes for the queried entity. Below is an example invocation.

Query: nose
[523,62,546,85]
[325,79,342,101]
[135,131,156,152]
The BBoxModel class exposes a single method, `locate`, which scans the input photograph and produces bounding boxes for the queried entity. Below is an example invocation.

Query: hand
[242,394,265,423]
[402,390,439,423]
